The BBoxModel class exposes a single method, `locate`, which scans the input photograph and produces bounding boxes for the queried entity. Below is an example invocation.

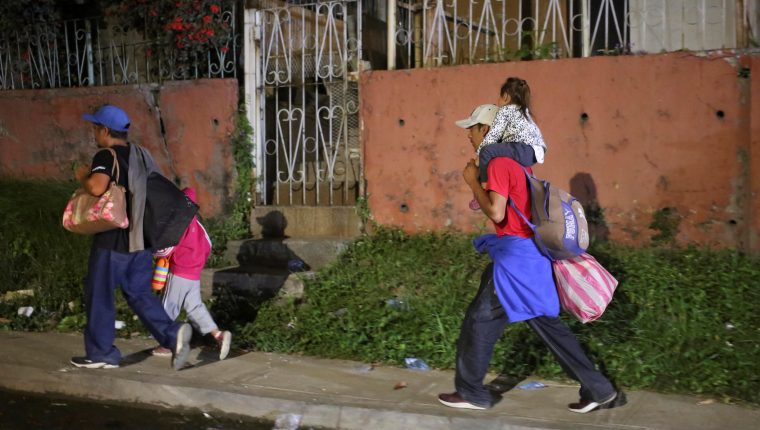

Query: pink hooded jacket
[162,187,212,280]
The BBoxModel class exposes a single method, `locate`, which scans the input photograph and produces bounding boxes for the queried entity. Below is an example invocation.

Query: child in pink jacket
[152,187,231,360]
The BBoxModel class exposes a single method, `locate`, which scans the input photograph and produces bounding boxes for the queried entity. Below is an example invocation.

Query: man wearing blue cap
[73,104,192,371]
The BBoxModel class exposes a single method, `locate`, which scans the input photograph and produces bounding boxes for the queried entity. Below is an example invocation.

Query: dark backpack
[509,168,589,260]
[143,172,199,250]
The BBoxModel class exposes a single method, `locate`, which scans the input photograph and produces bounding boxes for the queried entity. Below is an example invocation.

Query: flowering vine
[105,0,233,57]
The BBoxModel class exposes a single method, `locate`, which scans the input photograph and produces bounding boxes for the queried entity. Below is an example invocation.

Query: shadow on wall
[210,211,310,331]
[570,172,609,242]
[256,210,289,239]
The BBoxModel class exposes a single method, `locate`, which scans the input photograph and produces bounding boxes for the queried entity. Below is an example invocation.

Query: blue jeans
[84,248,182,364]
[454,263,616,407]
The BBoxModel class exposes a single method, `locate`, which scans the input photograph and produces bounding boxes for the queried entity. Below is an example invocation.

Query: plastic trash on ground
[3,289,34,301]
[353,363,374,373]
[273,413,302,430]
[385,298,409,310]
[517,381,547,390]
[287,259,308,272]
[17,306,34,317]
[114,320,126,330]
[404,357,430,371]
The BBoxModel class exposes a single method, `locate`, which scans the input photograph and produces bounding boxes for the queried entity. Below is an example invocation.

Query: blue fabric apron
[473,234,559,323]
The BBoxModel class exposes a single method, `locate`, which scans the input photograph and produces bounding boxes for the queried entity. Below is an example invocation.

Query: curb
[0,362,595,430]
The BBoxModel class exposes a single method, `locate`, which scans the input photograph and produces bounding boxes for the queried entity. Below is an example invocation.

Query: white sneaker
[151,346,172,357]
[70,356,119,369]
[214,330,232,360]
[568,391,617,413]
[172,323,192,370]
[437,392,488,410]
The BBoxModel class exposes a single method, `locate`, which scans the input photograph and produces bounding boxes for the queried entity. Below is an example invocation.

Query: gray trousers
[161,273,218,335]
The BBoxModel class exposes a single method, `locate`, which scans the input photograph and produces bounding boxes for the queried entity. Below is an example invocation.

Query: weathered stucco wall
[360,52,759,249]
[750,55,760,251]
[0,79,238,218]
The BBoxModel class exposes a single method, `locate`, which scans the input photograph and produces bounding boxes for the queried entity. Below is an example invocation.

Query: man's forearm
[468,182,505,223]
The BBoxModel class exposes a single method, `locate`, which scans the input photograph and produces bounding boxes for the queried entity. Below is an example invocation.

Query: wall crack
[148,86,179,182]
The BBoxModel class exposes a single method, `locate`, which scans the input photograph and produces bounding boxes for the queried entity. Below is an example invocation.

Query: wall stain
[657,175,669,191]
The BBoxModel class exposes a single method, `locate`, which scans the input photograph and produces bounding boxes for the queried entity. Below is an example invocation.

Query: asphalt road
[0,388,278,430]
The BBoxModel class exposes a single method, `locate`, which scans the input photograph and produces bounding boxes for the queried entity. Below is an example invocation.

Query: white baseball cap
[455,104,498,128]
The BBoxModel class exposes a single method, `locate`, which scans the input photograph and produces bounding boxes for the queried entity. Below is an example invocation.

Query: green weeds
[0,178,90,330]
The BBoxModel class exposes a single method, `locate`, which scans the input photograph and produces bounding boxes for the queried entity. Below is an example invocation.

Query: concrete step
[201,265,314,300]
[251,206,362,238]
[222,236,353,271]
[198,230,356,302]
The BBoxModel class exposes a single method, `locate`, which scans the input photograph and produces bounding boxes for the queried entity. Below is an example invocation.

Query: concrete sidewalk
[0,331,757,430]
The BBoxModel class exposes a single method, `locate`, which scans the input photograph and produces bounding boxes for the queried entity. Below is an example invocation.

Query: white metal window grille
[0,3,238,90]
[391,0,740,68]
[247,1,362,206]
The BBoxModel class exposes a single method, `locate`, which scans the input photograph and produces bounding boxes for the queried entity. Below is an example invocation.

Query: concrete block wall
[359,52,760,250]
[0,79,238,218]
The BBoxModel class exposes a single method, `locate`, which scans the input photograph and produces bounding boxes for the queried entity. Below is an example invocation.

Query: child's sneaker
[173,322,193,370]
[214,330,232,360]
[151,346,172,357]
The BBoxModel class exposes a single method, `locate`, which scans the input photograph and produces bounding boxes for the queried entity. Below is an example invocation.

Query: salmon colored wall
[0,79,238,218]
[750,56,760,251]
[360,52,758,249]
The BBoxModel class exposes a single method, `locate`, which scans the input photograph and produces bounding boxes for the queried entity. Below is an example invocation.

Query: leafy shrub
[103,0,234,76]
[0,0,59,34]
[205,106,253,268]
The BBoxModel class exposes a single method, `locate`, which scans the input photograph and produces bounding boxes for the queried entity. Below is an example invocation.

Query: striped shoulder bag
[552,253,618,323]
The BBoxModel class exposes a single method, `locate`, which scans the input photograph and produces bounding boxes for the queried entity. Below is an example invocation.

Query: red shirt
[486,157,533,238]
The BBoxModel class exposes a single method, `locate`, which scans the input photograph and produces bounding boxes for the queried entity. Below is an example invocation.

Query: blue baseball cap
[82,105,130,132]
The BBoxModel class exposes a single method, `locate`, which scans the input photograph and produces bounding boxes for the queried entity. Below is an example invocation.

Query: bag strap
[105,147,120,183]
[520,166,550,218]
[509,168,555,260]
[510,167,538,229]
[507,197,553,258]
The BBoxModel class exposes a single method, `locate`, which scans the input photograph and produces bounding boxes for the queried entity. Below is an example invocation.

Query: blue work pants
[84,247,181,364]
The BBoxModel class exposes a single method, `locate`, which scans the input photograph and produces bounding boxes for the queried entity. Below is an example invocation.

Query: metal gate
[246,0,362,207]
